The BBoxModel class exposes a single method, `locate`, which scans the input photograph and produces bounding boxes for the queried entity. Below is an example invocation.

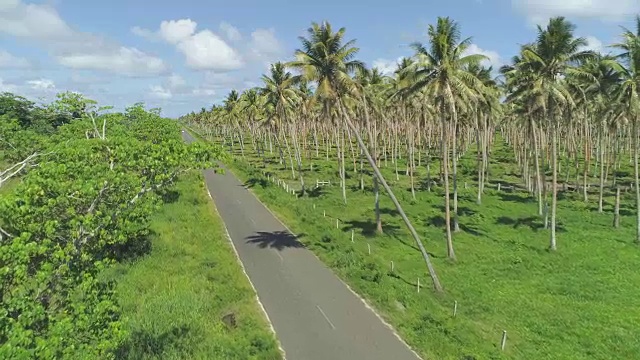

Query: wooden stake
[501,330,507,351]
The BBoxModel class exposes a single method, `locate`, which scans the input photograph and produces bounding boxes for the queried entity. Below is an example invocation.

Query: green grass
[195,130,640,360]
[104,171,282,360]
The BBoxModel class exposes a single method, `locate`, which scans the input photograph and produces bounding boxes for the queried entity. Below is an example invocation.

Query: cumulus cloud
[220,22,242,42]
[580,36,604,52]
[56,47,167,77]
[0,50,30,68]
[134,18,244,71]
[0,0,168,76]
[512,0,640,23]
[462,44,503,68]
[249,28,285,61]
[371,57,404,75]
[134,19,286,71]
[149,85,172,99]
[27,78,55,91]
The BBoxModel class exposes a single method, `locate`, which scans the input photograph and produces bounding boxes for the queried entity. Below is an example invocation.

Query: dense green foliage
[0,93,220,358]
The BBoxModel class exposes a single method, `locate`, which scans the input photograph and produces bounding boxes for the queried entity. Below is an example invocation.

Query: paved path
[183,131,421,360]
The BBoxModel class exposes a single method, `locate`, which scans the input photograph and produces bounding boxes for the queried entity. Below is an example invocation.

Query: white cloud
[131,26,158,41]
[372,57,404,75]
[580,36,604,52]
[249,28,284,61]
[159,19,197,45]
[136,18,244,71]
[220,22,242,42]
[176,29,244,70]
[56,47,167,76]
[463,44,503,68]
[149,85,172,99]
[0,0,167,76]
[192,88,216,97]
[27,78,55,91]
[0,50,30,68]
[512,0,640,23]
[167,73,186,89]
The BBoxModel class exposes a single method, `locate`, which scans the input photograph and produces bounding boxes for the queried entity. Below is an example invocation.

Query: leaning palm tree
[288,21,443,292]
[401,16,488,260]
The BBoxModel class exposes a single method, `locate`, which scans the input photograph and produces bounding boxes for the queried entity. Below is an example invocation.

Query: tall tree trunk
[550,119,558,251]
[442,113,456,260]
[338,101,443,291]
[634,119,640,244]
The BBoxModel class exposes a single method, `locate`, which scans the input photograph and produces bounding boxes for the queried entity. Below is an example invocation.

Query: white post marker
[501,330,507,351]
[417,278,420,293]
[367,243,371,255]
[336,219,339,229]
[391,261,394,272]
[453,301,458,317]
[351,230,354,242]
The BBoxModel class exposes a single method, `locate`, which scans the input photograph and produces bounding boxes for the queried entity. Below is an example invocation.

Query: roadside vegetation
[0,92,281,359]
[182,15,640,359]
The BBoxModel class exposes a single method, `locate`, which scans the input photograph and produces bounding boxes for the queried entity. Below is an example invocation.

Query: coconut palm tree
[402,16,488,260]
[288,21,443,292]
[260,62,304,191]
[606,15,640,244]
[516,16,594,250]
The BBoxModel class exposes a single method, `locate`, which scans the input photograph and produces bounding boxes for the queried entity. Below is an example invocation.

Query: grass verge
[105,170,282,360]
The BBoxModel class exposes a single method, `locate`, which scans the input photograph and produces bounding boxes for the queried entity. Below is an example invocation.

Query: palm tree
[260,62,303,190]
[606,15,640,244]
[402,16,488,260]
[288,21,443,292]
[517,17,594,250]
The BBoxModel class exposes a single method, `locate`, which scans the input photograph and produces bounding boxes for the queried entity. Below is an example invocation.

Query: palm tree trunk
[338,101,443,291]
[442,113,456,260]
[550,119,558,251]
[634,119,640,244]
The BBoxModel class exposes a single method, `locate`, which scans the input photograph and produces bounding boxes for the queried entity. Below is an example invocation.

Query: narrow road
[183,131,421,360]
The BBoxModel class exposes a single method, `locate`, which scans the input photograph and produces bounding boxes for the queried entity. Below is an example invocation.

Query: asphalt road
[183,131,421,360]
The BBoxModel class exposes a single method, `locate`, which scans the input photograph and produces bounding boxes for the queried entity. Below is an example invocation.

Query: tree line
[182,16,640,292]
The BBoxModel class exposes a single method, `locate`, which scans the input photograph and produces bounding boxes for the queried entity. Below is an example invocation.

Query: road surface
[183,131,421,360]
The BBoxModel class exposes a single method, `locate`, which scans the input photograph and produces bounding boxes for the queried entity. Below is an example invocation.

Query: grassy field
[191,128,640,360]
[104,170,282,360]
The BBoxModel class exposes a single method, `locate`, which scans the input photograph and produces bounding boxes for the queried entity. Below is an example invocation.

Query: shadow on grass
[111,230,154,262]
[426,216,484,236]
[495,215,566,232]
[498,192,534,203]
[245,231,306,250]
[116,325,191,359]
[160,189,180,204]
[342,219,401,238]
[306,186,328,198]
[241,177,268,189]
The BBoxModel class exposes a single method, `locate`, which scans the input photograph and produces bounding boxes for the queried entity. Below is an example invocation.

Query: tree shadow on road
[245,231,306,251]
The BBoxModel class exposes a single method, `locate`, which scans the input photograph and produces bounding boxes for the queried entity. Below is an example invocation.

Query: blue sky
[0,0,638,117]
